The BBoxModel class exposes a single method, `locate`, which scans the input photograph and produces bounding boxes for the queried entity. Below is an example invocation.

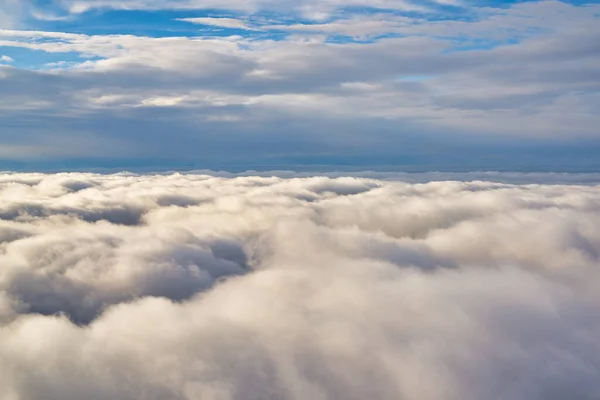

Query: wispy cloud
[177,17,255,30]
[0,0,598,170]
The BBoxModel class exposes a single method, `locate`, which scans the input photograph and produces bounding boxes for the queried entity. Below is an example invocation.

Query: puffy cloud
[0,172,600,399]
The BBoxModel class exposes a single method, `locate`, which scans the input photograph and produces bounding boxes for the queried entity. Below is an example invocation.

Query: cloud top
[0,172,599,399]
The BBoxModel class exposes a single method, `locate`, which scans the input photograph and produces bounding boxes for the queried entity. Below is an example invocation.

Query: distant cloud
[178,17,254,30]
[63,0,434,16]
[0,172,600,399]
[0,0,598,169]
[0,55,13,62]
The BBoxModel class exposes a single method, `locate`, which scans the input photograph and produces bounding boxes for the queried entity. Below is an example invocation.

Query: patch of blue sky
[9,0,596,50]
[440,37,518,53]
[30,9,227,37]
[22,5,455,38]
[318,32,406,44]
[439,24,551,53]
[331,1,535,21]
[322,5,469,22]
[471,0,532,8]
[321,35,361,44]
[333,5,426,15]
[551,0,600,4]
[27,9,297,41]
[25,0,59,14]
[241,32,290,43]
[0,46,100,69]
[265,1,507,27]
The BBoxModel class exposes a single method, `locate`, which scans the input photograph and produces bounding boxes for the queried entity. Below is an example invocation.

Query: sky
[0,0,599,171]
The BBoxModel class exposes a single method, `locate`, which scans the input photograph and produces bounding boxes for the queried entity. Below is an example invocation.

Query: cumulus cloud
[0,172,600,399]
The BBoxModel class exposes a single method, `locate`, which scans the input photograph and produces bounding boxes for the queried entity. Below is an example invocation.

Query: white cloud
[178,17,254,30]
[0,1,598,147]
[63,0,432,17]
[0,54,12,62]
[0,172,599,399]
[0,1,598,167]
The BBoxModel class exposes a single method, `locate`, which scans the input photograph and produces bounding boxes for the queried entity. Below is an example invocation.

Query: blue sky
[0,0,599,171]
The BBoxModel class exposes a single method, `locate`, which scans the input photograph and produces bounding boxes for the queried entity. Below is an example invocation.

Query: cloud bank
[0,0,599,170]
[1,172,600,399]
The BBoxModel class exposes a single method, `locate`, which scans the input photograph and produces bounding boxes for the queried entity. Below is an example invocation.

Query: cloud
[0,1,598,169]
[0,0,22,29]
[62,0,432,17]
[178,17,254,30]
[0,54,12,62]
[0,172,600,399]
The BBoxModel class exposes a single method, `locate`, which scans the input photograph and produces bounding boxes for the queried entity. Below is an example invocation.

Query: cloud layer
[1,172,600,399]
[0,0,599,169]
